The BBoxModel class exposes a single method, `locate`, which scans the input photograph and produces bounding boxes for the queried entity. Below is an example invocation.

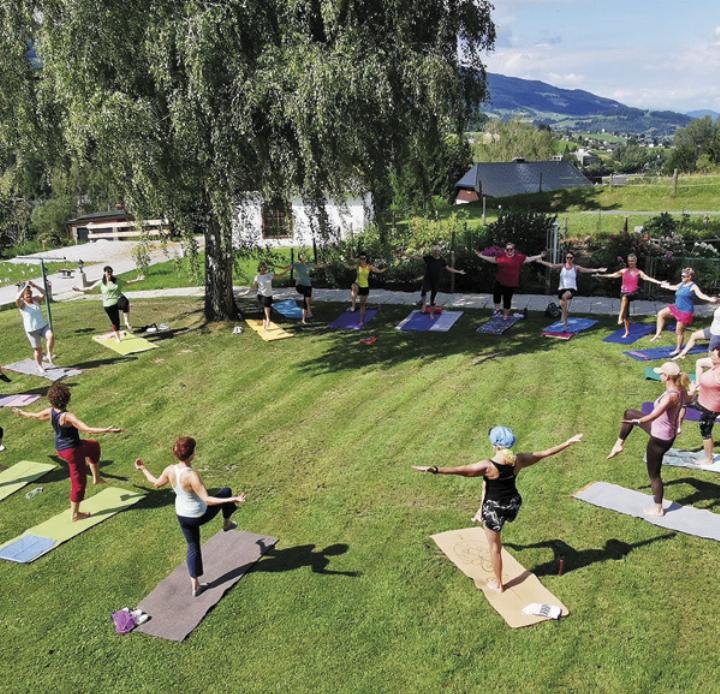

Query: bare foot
[623,331,630,338]
[698,458,714,466]
[617,317,623,325]
[93,477,107,486]
[649,334,661,342]
[486,579,505,593]
[669,349,681,357]
[607,441,624,459]
[643,506,665,517]
[470,513,482,524]
[72,511,92,522]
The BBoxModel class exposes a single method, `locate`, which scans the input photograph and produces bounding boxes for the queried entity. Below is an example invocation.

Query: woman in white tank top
[538,251,606,328]
[136,436,246,597]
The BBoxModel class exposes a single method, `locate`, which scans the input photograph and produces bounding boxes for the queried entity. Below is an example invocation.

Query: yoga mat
[574,481,720,541]
[643,366,695,382]
[543,317,598,334]
[641,401,716,423]
[0,535,57,563]
[245,319,294,341]
[0,460,55,502]
[603,323,655,345]
[655,448,720,472]
[542,331,573,340]
[328,309,378,330]
[396,310,463,333]
[92,333,158,355]
[0,394,41,408]
[272,299,303,320]
[0,487,146,563]
[477,314,523,335]
[624,345,706,361]
[3,359,82,382]
[136,530,278,641]
[432,527,569,628]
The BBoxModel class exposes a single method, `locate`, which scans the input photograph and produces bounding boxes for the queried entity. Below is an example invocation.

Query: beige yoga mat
[245,319,294,341]
[432,527,569,628]
[92,333,158,355]
[0,460,55,502]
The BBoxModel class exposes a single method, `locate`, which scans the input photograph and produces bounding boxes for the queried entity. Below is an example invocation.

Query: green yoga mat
[0,461,55,502]
[92,333,158,355]
[0,487,146,560]
[643,366,695,382]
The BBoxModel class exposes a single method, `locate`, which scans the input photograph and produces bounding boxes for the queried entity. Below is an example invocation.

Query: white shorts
[26,324,52,349]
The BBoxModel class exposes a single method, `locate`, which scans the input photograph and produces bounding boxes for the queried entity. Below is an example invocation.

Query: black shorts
[421,278,439,294]
[357,286,370,296]
[481,495,522,533]
[558,288,577,300]
[296,285,312,298]
[257,294,273,308]
[117,294,130,313]
[622,291,639,302]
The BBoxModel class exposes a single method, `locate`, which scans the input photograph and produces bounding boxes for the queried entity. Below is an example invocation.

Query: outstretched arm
[124,275,145,286]
[189,473,246,506]
[62,412,123,435]
[577,265,606,274]
[13,406,52,421]
[638,270,662,286]
[73,279,102,293]
[594,270,623,279]
[445,266,466,275]
[412,461,492,477]
[134,460,172,489]
[524,252,545,264]
[515,434,583,471]
[369,265,386,274]
[692,285,719,303]
[474,250,497,264]
[536,259,561,269]
[660,281,680,291]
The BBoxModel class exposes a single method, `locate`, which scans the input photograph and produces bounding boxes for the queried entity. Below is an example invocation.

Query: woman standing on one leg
[284,253,324,325]
[673,305,720,360]
[15,281,56,374]
[347,253,386,326]
[650,268,718,356]
[406,246,465,311]
[135,436,246,597]
[475,243,544,321]
[537,251,606,328]
[594,254,662,337]
[413,427,583,593]
[607,362,688,516]
[690,347,720,465]
[251,262,288,331]
[13,383,122,521]
[74,266,143,342]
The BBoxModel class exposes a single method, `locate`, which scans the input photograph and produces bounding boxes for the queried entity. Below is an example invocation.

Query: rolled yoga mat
[0,460,55,502]
[0,487,146,563]
[92,333,158,355]
[574,481,720,541]
[396,310,463,333]
[3,359,82,382]
[432,527,569,629]
[328,308,378,330]
[477,313,523,335]
[136,530,278,641]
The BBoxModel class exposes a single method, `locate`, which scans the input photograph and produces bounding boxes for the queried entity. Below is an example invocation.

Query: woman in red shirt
[475,243,544,320]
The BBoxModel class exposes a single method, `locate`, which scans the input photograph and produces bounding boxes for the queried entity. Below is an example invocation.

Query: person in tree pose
[537,251,606,328]
[474,243,544,321]
[284,252,325,324]
[649,267,718,356]
[413,426,583,593]
[16,281,56,374]
[594,254,662,338]
[251,262,289,331]
[13,383,122,521]
[607,362,688,516]
[135,436,246,597]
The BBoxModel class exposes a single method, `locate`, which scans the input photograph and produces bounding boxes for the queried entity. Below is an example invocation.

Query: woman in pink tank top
[607,361,688,516]
[594,254,662,338]
[690,347,720,465]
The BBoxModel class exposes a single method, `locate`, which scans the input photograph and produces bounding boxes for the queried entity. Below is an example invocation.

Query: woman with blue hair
[413,426,583,593]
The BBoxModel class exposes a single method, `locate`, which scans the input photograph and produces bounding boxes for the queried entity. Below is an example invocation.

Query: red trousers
[56,440,101,503]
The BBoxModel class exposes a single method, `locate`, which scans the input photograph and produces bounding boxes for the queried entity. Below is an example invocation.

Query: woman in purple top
[607,361,688,516]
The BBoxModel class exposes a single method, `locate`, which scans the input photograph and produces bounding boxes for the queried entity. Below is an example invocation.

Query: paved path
[579,210,720,216]
[68,285,718,319]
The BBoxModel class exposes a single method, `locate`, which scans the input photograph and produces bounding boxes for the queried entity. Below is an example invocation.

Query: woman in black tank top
[414,427,583,593]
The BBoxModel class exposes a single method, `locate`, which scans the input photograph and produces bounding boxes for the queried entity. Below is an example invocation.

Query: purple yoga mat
[328,309,378,330]
[0,394,41,408]
[641,401,717,422]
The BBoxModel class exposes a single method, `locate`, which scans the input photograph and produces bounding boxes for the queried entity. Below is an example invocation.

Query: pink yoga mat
[0,394,41,408]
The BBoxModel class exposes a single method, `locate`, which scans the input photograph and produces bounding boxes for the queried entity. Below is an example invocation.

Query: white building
[233,193,373,249]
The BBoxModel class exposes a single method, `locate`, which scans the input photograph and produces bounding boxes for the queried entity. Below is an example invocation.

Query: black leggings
[493,281,515,310]
[619,408,674,504]
[421,278,439,305]
[104,304,121,331]
[696,402,720,440]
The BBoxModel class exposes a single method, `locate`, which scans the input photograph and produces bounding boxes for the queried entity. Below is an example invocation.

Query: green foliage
[666,116,720,173]
[485,209,556,254]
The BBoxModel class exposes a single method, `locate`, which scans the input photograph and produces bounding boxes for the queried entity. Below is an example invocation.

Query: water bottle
[26,487,43,499]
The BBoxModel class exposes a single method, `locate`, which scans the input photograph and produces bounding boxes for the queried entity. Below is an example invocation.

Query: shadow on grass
[662,477,720,510]
[253,542,360,577]
[505,533,676,577]
[46,456,129,483]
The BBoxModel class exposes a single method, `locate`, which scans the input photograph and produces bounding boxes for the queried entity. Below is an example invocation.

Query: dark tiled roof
[455,161,592,198]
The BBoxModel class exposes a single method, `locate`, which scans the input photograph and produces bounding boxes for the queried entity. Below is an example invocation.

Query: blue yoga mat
[603,323,654,344]
[624,345,706,361]
[272,299,303,320]
[477,314,523,335]
[543,317,598,334]
[0,534,56,563]
[328,309,378,330]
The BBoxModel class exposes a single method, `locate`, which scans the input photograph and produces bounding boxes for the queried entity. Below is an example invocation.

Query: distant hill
[482,73,692,136]
[686,110,720,122]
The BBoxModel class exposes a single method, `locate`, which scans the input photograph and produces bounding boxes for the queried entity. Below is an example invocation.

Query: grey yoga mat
[3,359,82,382]
[574,481,720,541]
[136,530,277,641]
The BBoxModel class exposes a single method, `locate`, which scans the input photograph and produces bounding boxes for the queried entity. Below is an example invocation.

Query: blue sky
[483,0,720,112]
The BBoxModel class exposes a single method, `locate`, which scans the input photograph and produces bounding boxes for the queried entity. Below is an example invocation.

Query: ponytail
[498,448,517,466]
[669,372,689,395]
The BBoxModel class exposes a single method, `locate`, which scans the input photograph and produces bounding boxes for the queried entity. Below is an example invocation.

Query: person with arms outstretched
[413,426,583,593]
[406,245,465,311]
[346,253,386,326]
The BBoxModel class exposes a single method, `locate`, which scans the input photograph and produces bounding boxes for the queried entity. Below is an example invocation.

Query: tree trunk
[204,215,238,321]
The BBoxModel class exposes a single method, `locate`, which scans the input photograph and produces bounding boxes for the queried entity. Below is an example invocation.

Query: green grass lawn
[1,298,720,691]
[0,261,71,289]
